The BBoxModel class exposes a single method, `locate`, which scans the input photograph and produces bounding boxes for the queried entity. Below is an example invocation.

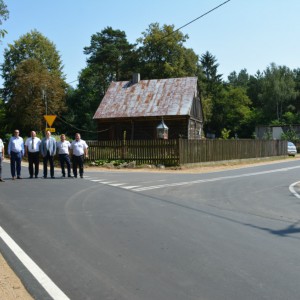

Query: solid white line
[289,182,300,199]
[0,226,70,300]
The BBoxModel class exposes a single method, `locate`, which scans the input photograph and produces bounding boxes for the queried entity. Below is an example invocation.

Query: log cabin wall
[96,117,199,140]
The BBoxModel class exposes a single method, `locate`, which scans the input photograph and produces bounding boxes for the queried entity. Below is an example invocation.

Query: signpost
[44,115,56,132]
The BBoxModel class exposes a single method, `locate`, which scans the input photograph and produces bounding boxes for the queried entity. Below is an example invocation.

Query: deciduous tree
[63,66,103,139]
[260,63,296,122]
[1,30,66,132]
[137,23,199,79]
[211,85,252,137]
[1,30,64,102]
[7,58,66,133]
[0,0,9,40]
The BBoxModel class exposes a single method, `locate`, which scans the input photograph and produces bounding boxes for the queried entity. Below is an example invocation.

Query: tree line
[1,1,299,140]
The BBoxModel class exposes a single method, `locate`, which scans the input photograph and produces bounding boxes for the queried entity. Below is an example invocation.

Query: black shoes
[74,175,83,178]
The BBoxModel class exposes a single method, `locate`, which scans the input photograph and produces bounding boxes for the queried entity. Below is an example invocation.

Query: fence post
[122,131,126,160]
[178,138,182,165]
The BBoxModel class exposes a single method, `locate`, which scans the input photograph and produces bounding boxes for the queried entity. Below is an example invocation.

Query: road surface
[1,159,300,299]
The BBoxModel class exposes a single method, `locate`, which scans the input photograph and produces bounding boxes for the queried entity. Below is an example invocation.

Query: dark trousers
[28,151,40,177]
[0,153,2,178]
[43,151,54,178]
[72,155,84,177]
[59,154,71,176]
[10,151,22,177]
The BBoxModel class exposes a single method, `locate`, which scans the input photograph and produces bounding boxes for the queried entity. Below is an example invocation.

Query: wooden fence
[87,139,179,165]
[178,139,287,164]
[86,139,287,166]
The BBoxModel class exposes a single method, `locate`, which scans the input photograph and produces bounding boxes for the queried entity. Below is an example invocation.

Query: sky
[1,0,300,88]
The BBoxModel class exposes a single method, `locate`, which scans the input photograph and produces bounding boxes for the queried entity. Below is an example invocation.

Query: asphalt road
[1,159,300,300]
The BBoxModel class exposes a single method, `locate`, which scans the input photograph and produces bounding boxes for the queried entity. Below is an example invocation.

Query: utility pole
[42,89,47,129]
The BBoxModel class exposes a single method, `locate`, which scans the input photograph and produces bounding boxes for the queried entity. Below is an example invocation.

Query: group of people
[0,130,88,182]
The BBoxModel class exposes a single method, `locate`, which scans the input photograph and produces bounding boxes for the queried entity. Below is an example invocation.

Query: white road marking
[122,186,141,189]
[140,179,166,184]
[85,165,300,193]
[0,226,70,300]
[91,179,106,182]
[133,165,300,192]
[289,182,300,199]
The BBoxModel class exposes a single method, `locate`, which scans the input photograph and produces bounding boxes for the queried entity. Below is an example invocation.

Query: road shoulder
[0,253,33,300]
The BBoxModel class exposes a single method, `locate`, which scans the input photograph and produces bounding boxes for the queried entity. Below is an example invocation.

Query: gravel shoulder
[0,253,33,300]
[84,156,300,174]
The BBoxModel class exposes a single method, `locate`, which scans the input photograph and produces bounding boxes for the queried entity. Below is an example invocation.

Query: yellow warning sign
[44,115,56,127]
[46,128,55,132]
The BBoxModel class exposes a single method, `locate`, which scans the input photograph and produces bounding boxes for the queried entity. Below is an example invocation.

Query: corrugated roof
[93,77,198,119]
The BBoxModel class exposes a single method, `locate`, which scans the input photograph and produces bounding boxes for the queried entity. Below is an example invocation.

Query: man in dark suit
[40,131,57,178]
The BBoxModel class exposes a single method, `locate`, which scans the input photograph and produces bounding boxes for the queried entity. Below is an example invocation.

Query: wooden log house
[93,74,204,140]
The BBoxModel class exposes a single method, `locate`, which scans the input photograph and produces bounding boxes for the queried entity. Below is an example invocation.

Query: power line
[48,107,109,134]
[66,1,231,85]
[67,79,78,85]
[158,0,231,41]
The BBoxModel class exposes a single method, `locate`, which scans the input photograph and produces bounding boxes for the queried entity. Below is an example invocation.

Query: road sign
[44,115,56,127]
[46,128,55,132]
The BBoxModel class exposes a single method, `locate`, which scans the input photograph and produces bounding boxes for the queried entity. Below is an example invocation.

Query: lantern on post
[157,118,169,139]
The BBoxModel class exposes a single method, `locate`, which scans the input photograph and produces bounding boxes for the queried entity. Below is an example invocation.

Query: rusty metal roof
[93,77,198,119]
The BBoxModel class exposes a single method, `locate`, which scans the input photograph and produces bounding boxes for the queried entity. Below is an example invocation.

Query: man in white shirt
[25,131,41,178]
[0,137,5,182]
[56,134,72,178]
[70,133,88,178]
[8,129,24,180]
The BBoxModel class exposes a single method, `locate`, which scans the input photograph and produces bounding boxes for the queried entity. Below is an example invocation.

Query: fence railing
[86,139,287,166]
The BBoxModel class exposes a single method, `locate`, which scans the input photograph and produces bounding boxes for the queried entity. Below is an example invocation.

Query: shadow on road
[245,221,300,239]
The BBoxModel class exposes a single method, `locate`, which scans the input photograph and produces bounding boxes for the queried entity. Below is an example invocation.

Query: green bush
[92,159,127,166]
